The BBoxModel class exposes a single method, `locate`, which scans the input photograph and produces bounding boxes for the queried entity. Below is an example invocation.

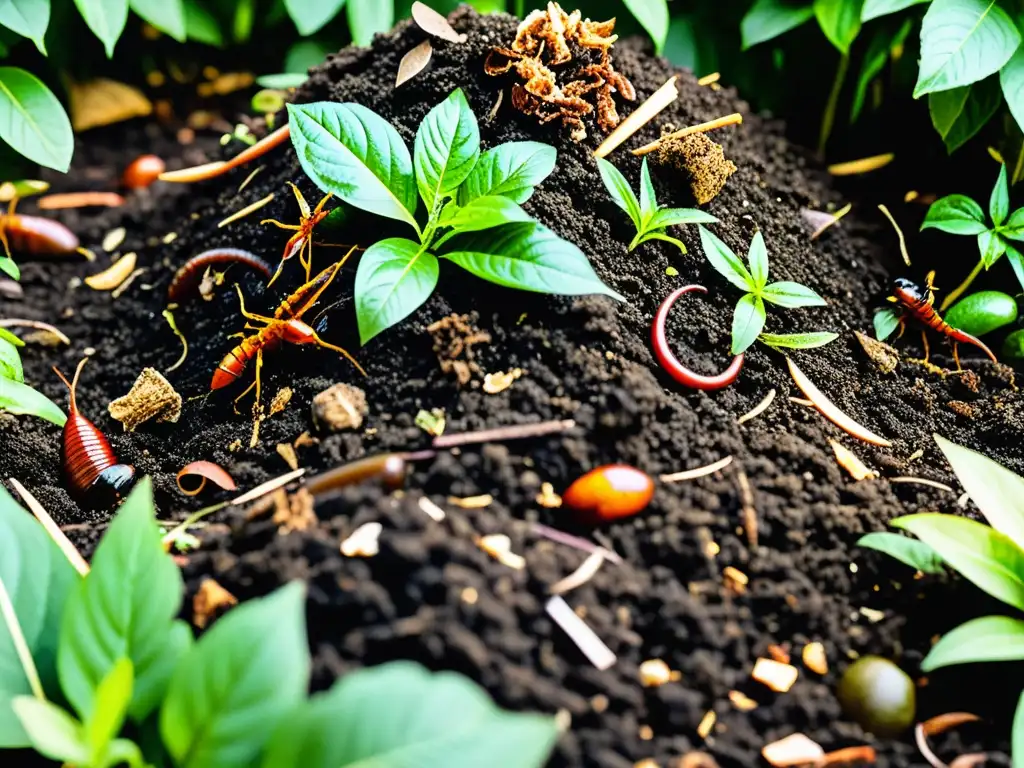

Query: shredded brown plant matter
[484,2,635,140]
[427,312,491,386]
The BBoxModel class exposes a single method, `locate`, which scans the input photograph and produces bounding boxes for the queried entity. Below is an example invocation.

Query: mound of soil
[4,7,1022,766]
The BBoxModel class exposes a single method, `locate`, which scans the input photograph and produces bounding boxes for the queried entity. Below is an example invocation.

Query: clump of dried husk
[108,367,182,431]
[312,383,368,431]
[649,132,736,205]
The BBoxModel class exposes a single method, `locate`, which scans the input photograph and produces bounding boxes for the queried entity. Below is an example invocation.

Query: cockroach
[167,248,273,303]
[261,182,333,286]
[0,213,79,256]
[889,271,997,369]
[53,358,135,508]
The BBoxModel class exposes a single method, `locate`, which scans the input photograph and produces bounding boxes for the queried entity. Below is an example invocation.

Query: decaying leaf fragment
[762,733,824,767]
[854,330,900,374]
[69,78,153,131]
[312,382,367,431]
[829,439,878,480]
[411,2,466,43]
[483,368,522,394]
[415,408,446,436]
[397,40,433,87]
[193,578,238,629]
[477,533,526,569]
[273,487,316,534]
[108,367,182,430]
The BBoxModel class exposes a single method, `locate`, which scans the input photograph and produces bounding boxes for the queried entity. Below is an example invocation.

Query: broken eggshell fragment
[562,464,654,523]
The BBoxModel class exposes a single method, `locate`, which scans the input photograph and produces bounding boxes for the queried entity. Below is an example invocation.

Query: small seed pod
[562,464,654,523]
[122,154,166,189]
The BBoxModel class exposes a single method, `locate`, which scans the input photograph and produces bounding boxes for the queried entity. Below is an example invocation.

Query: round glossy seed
[562,464,654,522]
[122,154,166,189]
[836,656,915,737]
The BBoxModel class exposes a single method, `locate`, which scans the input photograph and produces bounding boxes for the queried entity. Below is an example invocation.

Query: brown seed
[122,154,166,189]
[562,464,655,523]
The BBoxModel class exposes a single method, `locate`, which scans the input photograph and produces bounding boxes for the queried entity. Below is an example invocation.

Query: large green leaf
[935,434,1024,549]
[288,102,419,232]
[814,0,864,53]
[160,582,309,768]
[458,141,556,205]
[11,697,89,764]
[442,196,532,236]
[622,0,669,54]
[760,280,826,308]
[923,615,1024,669]
[73,0,128,56]
[758,331,839,350]
[0,67,72,172]
[858,531,946,573]
[921,194,988,234]
[741,0,814,49]
[928,76,1002,153]
[0,376,65,425]
[862,0,929,20]
[0,336,22,382]
[892,513,1024,610]
[0,486,79,747]
[915,0,1020,97]
[58,478,190,724]
[851,18,913,121]
[129,0,183,39]
[698,225,755,292]
[346,0,393,46]
[0,0,49,53]
[261,661,558,768]
[1002,46,1024,135]
[355,238,438,344]
[414,88,480,212]
[84,658,132,761]
[183,0,221,45]
[731,294,766,354]
[443,223,624,300]
[596,156,643,231]
[284,0,343,35]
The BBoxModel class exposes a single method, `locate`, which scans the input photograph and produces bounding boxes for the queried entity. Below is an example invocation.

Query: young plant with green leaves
[859,434,1024,767]
[288,87,622,344]
[596,156,718,254]
[0,477,559,767]
[697,225,834,354]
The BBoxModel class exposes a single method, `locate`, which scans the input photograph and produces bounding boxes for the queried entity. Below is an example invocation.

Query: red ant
[261,182,333,286]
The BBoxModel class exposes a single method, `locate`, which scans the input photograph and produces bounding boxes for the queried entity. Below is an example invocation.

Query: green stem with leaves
[819,53,849,157]
[940,258,985,312]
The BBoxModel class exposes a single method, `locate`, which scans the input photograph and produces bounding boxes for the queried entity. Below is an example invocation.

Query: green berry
[836,656,915,737]
[944,291,1018,337]
[1003,328,1024,359]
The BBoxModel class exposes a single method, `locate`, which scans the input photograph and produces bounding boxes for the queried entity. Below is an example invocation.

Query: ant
[261,182,333,286]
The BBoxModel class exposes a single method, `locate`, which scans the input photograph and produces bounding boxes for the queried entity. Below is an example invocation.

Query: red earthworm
[651,285,744,390]
[167,248,273,302]
[53,358,135,508]
[0,213,79,254]
[159,125,292,183]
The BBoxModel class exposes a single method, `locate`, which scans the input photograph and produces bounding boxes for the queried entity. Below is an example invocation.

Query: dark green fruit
[836,656,915,737]
[1004,329,1024,359]
[944,291,1018,337]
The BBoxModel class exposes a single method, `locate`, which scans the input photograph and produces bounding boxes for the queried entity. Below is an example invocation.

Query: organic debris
[483,368,522,394]
[427,313,491,386]
[397,40,433,87]
[889,476,955,493]
[411,1,467,42]
[276,442,299,470]
[802,642,828,675]
[678,753,720,768]
[818,746,877,765]
[341,522,383,557]
[638,658,678,687]
[722,565,748,594]
[192,578,238,629]
[787,357,892,447]
[0,319,70,345]
[855,331,900,374]
[549,549,606,595]
[108,367,182,431]
[545,595,617,670]
[595,75,678,158]
[38,192,125,210]
[162,309,188,372]
[484,3,635,140]
[752,658,798,692]
[632,113,743,156]
[827,153,894,176]
[536,482,562,508]
[804,203,852,241]
[648,132,736,205]
[68,78,153,131]
[415,408,447,436]
[736,389,776,425]
[728,690,758,711]
[176,461,237,496]
[312,382,368,431]
[762,734,825,767]
[830,440,877,480]
[418,496,447,521]
[879,204,912,266]
[433,418,576,448]
[477,533,526,569]
[530,522,622,563]
[102,227,126,252]
[273,487,316,533]
[697,710,716,739]
[218,192,275,228]
[660,456,733,483]
[921,712,981,736]
[85,252,137,291]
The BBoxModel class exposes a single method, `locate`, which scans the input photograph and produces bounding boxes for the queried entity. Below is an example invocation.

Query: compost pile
[3,6,1023,766]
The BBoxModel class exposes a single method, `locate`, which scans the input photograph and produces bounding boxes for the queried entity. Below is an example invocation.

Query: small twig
[0,319,70,345]
[111,267,147,299]
[736,389,776,425]
[889,476,956,493]
[735,469,758,548]
[9,478,89,576]
[878,204,911,266]
[237,166,264,193]
[433,419,576,449]
[595,76,679,159]
[660,456,733,483]
[0,576,45,700]
[218,192,275,228]
[529,523,623,564]
[549,550,607,595]
[632,112,743,156]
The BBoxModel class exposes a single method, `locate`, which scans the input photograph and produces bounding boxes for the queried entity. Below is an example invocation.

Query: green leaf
[232,0,253,42]
[991,163,1010,226]
[73,0,128,56]
[814,0,863,54]
[414,88,480,212]
[874,307,901,340]
[741,0,814,49]
[0,0,50,54]
[0,376,65,425]
[1005,209,1024,240]
[261,661,559,768]
[58,478,188,724]
[288,102,419,232]
[183,0,221,45]
[355,238,438,344]
[0,67,73,172]
[638,157,658,224]
[929,77,1002,153]
[934,433,1024,550]
[442,196,532,235]
[284,40,328,73]
[256,73,306,89]
[85,658,132,759]
[0,328,22,347]
[761,280,827,308]
[1001,45,1024,136]
[160,582,309,768]
[346,0,393,46]
[0,336,22,382]
[632,230,688,254]
[979,229,1007,267]
[596,156,643,231]
[0,486,79,747]
[284,0,343,35]
[622,0,669,54]
[758,331,839,349]
[747,230,769,291]
[646,207,718,229]
[1008,243,1024,295]
[851,18,913,121]
[11,697,89,763]
[915,0,1020,98]
[922,615,1024,670]
[129,0,185,40]
[892,513,1024,610]
[858,531,946,573]
[458,141,556,205]
[921,194,988,234]
[862,0,929,20]
[444,222,624,301]
[0,254,17,280]
[731,294,766,354]
[698,225,755,292]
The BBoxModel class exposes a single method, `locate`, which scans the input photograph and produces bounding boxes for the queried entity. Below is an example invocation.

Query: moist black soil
[3,7,1022,767]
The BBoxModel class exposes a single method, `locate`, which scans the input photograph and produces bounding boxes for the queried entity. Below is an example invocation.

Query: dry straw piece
[548,549,606,595]
[594,75,679,158]
[736,389,776,425]
[218,192,275,228]
[545,595,616,670]
[660,455,733,483]
[632,112,743,156]
[827,153,894,176]
[108,367,182,431]
[787,357,892,447]
[829,439,877,480]
[878,204,912,266]
[38,192,125,209]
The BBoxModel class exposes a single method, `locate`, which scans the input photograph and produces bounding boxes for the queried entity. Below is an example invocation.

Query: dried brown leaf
[397,40,433,88]
[69,78,153,131]
[854,331,900,374]
[411,1,466,42]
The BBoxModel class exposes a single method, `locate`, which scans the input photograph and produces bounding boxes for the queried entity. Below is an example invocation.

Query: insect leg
[921,330,930,364]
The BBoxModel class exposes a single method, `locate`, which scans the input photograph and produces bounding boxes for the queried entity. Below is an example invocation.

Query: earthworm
[652,285,744,390]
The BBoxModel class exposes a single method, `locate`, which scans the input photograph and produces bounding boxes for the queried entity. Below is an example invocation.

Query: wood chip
[549,550,606,595]
[728,690,758,711]
[787,357,892,447]
[411,1,466,42]
[192,578,237,629]
[638,658,675,687]
[595,76,679,159]
[762,734,825,767]
[802,642,828,675]
[536,482,562,508]
[85,251,138,290]
[697,710,716,739]
[483,368,522,394]
[736,389,776,425]
[269,387,292,416]
[341,522,383,557]
[752,658,798,693]
[922,712,981,736]
[477,534,525,569]
[827,153,894,175]
[830,439,877,480]
[854,330,900,374]
[660,456,733,483]
[276,442,299,470]
[274,487,316,533]
[545,595,616,670]
[448,493,493,508]
[108,367,182,431]
[102,227,126,252]
[816,746,877,765]
[397,40,433,87]
[723,566,748,594]
[418,496,446,521]
[767,643,791,664]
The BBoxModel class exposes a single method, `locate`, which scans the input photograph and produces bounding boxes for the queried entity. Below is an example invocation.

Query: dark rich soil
[3,6,1022,767]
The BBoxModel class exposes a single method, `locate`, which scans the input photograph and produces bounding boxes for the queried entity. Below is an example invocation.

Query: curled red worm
[652,285,744,390]
[167,248,273,302]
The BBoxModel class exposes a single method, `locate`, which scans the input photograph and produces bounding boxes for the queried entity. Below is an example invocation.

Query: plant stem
[940,258,985,312]
[1013,139,1024,185]
[818,53,850,157]
[514,0,525,18]
[0,576,45,701]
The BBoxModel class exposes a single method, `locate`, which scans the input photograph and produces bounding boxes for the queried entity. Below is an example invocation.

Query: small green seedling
[943,290,1018,337]
[595,156,717,253]
[697,225,831,354]
[0,293,66,426]
[922,164,1024,308]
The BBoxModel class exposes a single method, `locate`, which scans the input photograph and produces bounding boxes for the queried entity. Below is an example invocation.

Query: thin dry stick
[433,419,576,448]
[632,112,743,156]
[218,192,275,228]
[0,319,70,345]
[736,389,776,425]
[735,469,758,548]
[660,456,733,483]
[595,76,678,159]
[889,476,955,493]
[878,204,911,266]
[237,166,264,193]
[810,203,851,241]
[0,575,45,700]
[9,478,89,576]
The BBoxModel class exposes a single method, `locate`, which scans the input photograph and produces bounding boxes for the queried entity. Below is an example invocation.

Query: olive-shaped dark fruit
[944,291,1018,337]
[836,656,915,737]
[1004,328,1024,360]
[562,464,654,523]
